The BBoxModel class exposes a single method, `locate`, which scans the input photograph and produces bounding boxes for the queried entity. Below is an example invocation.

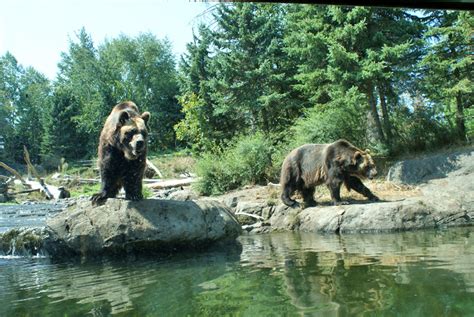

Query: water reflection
[0,228,474,316]
[240,229,474,316]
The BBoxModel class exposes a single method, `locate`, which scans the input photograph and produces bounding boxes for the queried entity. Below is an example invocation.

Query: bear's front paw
[369,195,380,202]
[91,192,108,206]
[288,201,301,208]
[302,200,317,209]
[333,201,349,206]
[125,194,143,201]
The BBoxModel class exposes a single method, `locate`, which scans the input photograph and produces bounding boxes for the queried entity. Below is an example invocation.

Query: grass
[69,183,101,198]
[148,152,196,179]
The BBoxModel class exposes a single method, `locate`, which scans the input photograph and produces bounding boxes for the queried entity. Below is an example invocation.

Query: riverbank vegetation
[1,4,472,196]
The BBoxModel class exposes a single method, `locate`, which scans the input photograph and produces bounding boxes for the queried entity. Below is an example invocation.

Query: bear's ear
[141,112,151,130]
[118,110,130,126]
[353,151,363,165]
[141,111,150,124]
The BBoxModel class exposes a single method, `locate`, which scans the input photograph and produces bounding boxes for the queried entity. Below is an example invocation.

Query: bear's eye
[126,129,137,137]
[124,130,135,141]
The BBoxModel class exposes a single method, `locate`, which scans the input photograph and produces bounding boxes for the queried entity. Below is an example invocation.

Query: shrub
[293,89,367,145]
[391,105,455,154]
[194,133,274,195]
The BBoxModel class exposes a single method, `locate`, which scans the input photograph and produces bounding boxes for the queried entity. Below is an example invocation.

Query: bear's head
[116,109,151,161]
[351,151,378,179]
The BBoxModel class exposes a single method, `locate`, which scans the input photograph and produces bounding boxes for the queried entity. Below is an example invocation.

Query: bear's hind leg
[281,183,299,207]
[301,187,317,208]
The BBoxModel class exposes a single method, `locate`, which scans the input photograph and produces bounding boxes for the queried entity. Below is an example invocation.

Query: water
[0,203,63,233]
[1,227,474,316]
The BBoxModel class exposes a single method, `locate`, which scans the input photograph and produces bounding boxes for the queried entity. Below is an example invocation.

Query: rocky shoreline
[207,147,474,234]
[1,147,472,258]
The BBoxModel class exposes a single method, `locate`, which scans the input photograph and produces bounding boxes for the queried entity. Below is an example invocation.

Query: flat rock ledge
[246,171,474,234]
[268,197,472,234]
[0,199,241,258]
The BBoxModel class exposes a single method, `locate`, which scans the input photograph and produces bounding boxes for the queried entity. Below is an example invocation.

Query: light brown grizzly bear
[280,139,379,207]
[91,101,150,205]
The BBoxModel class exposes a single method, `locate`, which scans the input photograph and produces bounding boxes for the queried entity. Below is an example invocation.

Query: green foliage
[390,99,456,154]
[177,3,304,150]
[69,183,101,198]
[419,11,473,141]
[41,85,89,160]
[98,33,181,150]
[174,93,206,150]
[1,5,472,190]
[194,133,274,195]
[142,186,153,199]
[0,53,51,163]
[291,87,367,147]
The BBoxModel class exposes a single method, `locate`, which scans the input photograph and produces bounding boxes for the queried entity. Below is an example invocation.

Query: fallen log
[145,177,197,189]
[8,188,41,195]
[146,159,163,179]
[1,154,70,200]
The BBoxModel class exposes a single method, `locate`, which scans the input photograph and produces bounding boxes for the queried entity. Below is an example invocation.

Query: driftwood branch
[0,161,27,184]
[146,159,163,178]
[23,146,54,200]
[9,188,41,196]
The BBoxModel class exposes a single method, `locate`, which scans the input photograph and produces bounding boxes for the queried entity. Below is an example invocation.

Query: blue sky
[0,0,212,79]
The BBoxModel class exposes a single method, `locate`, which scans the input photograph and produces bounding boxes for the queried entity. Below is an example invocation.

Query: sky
[0,0,212,79]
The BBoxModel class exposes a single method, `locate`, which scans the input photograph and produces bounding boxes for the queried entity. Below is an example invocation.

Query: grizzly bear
[91,101,150,205]
[280,139,379,207]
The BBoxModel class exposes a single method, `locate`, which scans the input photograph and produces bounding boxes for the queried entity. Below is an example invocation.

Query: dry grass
[149,154,196,179]
[216,178,421,206]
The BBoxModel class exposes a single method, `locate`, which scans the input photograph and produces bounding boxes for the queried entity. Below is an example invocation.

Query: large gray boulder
[387,148,474,184]
[43,198,241,258]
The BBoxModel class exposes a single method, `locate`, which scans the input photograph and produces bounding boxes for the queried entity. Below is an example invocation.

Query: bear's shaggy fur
[280,139,379,207]
[91,101,150,205]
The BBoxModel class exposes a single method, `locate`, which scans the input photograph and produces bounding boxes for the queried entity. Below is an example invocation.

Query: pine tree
[41,85,88,160]
[285,5,424,150]
[420,10,473,141]
[210,3,300,137]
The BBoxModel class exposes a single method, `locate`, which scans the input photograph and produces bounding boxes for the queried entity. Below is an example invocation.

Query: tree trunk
[366,85,385,145]
[378,85,393,146]
[455,93,466,141]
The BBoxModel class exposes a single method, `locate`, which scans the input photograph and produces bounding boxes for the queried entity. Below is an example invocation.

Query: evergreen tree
[16,68,51,163]
[210,3,301,138]
[420,10,473,141]
[41,85,88,160]
[98,33,180,150]
[56,28,104,150]
[0,52,21,161]
[0,53,52,163]
[176,25,222,150]
[285,5,424,151]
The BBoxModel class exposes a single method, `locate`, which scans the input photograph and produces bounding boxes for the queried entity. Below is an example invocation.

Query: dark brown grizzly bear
[91,101,150,205]
[280,139,379,207]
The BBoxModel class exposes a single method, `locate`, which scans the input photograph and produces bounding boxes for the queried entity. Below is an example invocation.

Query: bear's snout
[131,134,146,153]
[367,168,377,179]
[136,140,145,150]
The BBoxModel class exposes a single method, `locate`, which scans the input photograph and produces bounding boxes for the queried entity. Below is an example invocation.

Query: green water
[1,228,474,316]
